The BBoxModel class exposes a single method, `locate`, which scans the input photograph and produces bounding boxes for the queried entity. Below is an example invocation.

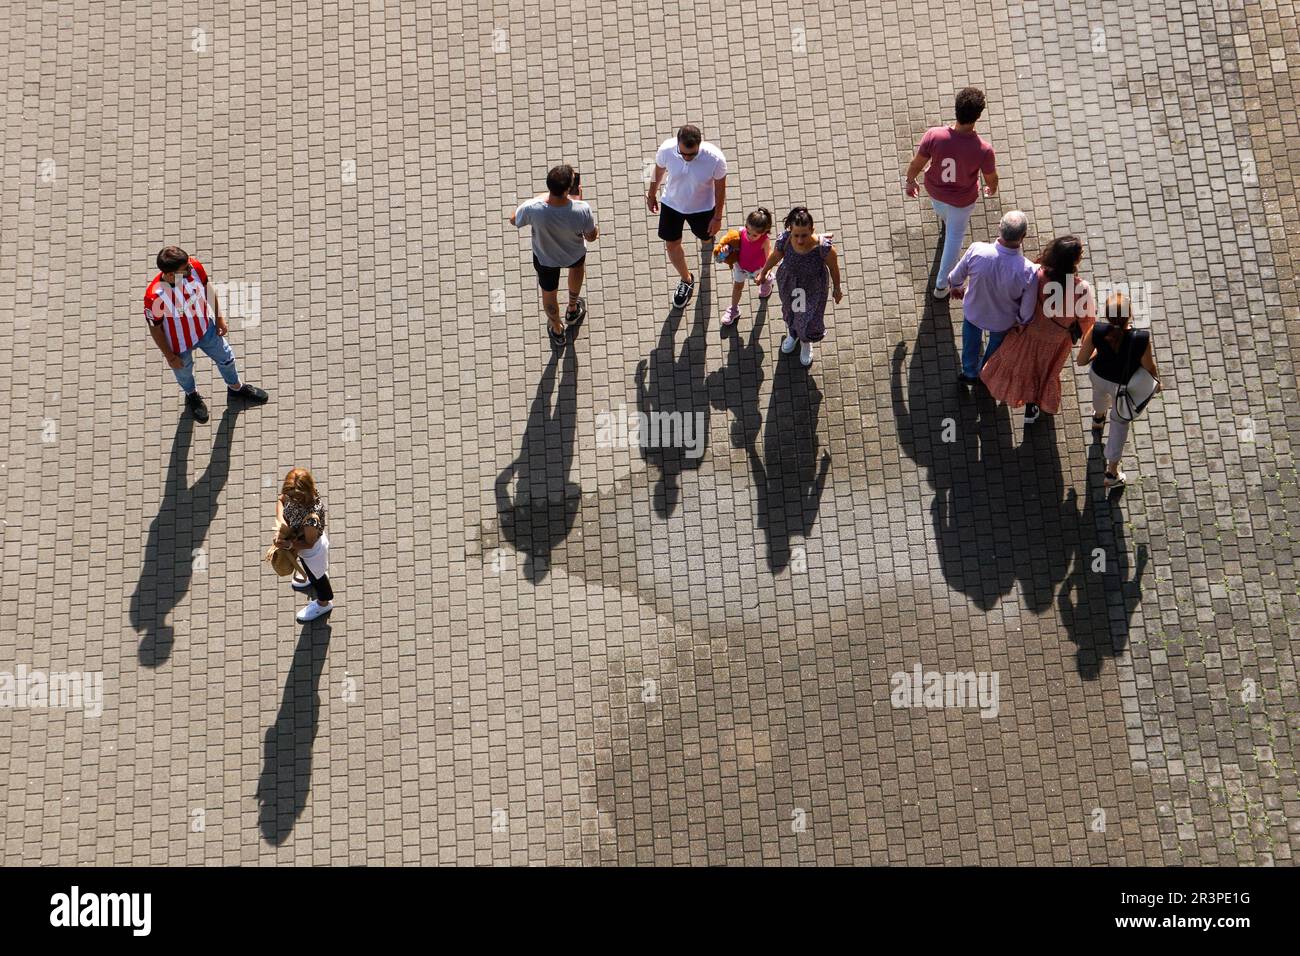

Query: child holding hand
[716,206,775,327]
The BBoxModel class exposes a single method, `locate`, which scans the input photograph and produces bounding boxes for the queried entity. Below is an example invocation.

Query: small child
[715,207,775,326]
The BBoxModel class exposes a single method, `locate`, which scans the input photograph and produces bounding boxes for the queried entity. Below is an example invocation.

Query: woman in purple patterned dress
[756,206,843,368]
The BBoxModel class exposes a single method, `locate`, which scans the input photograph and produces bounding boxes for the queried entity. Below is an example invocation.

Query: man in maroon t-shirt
[903,87,999,299]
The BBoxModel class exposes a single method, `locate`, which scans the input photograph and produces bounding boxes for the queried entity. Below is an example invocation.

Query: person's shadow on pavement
[891,291,1075,612]
[637,251,713,518]
[495,344,581,583]
[1058,435,1148,679]
[131,404,240,668]
[754,351,831,573]
[708,296,768,459]
[256,618,333,846]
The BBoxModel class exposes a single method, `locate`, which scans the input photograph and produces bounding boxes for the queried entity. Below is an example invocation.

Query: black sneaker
[957,373,979,386]
[185,392,210,424]
[1024,403,1041,424]
[229,383,269,404]
[565,298,587,337]
[672,275,695,310]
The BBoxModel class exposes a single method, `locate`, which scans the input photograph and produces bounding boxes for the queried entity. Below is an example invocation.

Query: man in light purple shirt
[947,210,1036,385]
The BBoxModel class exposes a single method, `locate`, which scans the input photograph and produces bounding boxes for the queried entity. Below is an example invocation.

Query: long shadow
[704,292,829,572]
[256,619,333,845]
[637,251,712,518]
[708,297,768,457]
[891,290,1077,612]
[755,355,831,573]
[130,405,240,668]
[495,344,581,583]
[1058,436,1148,679]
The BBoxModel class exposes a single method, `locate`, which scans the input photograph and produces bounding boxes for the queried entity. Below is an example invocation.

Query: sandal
[548,323,567,348]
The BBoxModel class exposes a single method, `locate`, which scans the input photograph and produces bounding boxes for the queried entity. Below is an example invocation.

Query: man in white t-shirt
[646,125,727,309]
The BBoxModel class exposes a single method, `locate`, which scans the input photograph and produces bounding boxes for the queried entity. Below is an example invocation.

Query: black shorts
[658,204,715,243]
[532,254,586,292]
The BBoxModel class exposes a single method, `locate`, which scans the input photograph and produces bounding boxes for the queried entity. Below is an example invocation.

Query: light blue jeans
[173,321,241,395]
[931,198,977,290]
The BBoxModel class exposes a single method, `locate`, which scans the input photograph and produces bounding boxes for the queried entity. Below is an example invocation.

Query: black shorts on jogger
[658,204,715,243]
[532,253,586,293]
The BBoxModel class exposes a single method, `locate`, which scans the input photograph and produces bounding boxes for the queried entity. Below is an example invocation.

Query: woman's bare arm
[757,247,784,283]
[1076,328,1096,366]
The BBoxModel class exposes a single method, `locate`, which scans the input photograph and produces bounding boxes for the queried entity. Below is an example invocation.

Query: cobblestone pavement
[1,0,1297,864]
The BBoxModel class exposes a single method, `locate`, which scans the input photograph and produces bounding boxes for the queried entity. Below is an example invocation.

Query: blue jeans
[962,320,1007,378]
[931,198,977,289]
[173,321,241,394]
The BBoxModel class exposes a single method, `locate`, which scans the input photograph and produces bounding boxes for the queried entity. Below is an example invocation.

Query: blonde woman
[274,467,334,622]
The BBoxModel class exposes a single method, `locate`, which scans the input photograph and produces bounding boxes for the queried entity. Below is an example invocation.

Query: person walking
[981,235,1096,425]
[272,467,336,623]
[756,207,843,368]
[511,164,599,348]
[144,246,269,422]
[903,87,998,299]
[947,210,1036,386]
[1076,292,1162,489]
[646,124,728,310]
[714,206,775,327]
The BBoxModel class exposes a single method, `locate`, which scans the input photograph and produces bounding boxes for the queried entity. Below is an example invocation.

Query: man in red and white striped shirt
[144,246,268,422]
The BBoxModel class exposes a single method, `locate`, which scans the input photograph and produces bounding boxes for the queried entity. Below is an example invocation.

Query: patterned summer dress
[775,230,833,343]
[980,268,1095,414]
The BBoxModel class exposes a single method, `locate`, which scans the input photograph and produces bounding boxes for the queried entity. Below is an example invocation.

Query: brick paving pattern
[1,0,1296,864]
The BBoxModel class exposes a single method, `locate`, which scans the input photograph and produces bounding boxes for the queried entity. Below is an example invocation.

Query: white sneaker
[1103,470,1127,490]
[800,341,814,367]
[296,600,333,623]
[781,334,798,354]
[933,284,950,299]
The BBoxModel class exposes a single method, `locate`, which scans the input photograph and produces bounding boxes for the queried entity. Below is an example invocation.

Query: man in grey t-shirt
[511,164,600,348]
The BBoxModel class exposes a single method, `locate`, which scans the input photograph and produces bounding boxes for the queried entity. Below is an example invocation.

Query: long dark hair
[1036,235,1083,285]
[784,206,814,230]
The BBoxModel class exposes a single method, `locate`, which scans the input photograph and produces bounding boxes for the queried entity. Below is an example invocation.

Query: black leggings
[299,559,334,602]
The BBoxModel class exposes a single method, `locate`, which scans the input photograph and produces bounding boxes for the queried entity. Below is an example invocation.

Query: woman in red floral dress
[981,235,1095,424]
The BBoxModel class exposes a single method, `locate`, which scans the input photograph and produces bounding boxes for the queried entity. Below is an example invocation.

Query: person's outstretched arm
[757,246,784,285]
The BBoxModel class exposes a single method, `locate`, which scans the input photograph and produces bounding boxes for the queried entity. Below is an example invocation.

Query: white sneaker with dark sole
[1103,470,1127,491]
[781,334,798,354]
[933,285,951,299]
[296,600,333,623]
[291,573,312,593]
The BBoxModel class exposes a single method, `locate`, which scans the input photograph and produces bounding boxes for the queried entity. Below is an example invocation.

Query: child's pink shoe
[758,276,774,298]
[721,305,739,326]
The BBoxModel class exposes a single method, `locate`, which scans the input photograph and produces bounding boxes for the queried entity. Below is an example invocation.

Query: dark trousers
[299,559,334,602]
